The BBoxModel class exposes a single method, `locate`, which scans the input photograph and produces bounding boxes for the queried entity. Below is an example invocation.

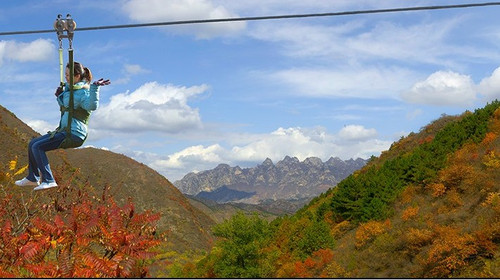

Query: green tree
[211,212,271,278]
[331,101,500,222]
[296,219,335,259]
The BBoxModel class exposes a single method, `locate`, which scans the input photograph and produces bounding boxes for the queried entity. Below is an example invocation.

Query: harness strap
[55,14,83,149]
[66,48,74,143]
[51,83,90,136]
[60,106,90,124]
[58,47,64,87]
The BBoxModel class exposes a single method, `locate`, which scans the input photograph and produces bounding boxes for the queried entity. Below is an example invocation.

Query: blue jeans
[26,132,82,183]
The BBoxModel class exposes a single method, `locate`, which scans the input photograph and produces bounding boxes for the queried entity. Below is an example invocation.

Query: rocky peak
[174,156,368,201]
[214,163,231,171]
[326,157,344,166]
[262,158,273,166]
[303,157,323,168]
[279,156,300,165]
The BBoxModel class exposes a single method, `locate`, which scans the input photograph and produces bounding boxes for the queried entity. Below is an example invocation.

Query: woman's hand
[54,85,64,97]
[93,78,111,86]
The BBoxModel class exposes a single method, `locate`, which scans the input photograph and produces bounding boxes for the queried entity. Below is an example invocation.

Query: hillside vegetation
[0,105,215,259]
[171,101,500,278]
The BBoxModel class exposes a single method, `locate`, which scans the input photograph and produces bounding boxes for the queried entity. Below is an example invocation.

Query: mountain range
[175,156,367,203]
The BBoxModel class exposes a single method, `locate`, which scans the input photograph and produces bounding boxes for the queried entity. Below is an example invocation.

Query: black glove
[93,78,111,86]
[54,86,64,97]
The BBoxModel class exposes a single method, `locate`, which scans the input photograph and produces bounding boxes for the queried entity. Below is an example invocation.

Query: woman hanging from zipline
[15,61,110,190]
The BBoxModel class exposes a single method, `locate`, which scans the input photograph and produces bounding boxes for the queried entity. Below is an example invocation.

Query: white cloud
[124,64,148,75]
[270,66,416,99]
[401,71,477,107]
[114,64,150,85]
[0,39,54,65]
[122,0,246,39]
[478,66,500,101]
[249,17,464,65]
[344,19,462,65]
[221,0,403,14]
[151,144,225,169]
[249,22,361,59]
[229,127,329,162]
[25,119,54,135]
[137,125,391,181]
[92,81,207,133]
[339,125,377,141]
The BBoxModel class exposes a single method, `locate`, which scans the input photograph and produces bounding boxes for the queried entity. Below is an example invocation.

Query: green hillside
[172,101,500,278]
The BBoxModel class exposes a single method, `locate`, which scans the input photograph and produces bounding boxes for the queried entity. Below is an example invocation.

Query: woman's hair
[67,61,92,83]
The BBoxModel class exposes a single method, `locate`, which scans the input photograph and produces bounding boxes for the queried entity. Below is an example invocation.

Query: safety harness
[53,14,88,149]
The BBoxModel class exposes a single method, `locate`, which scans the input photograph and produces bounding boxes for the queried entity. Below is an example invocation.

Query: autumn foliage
[166,102,500,278]
[4,101,487,278]
[291,249,338,278]
[355,220,391,249]
[0,159,161,278]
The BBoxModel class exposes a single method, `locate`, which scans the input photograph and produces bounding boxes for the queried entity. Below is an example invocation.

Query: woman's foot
[33,182,58,191]
[15,178,39,187]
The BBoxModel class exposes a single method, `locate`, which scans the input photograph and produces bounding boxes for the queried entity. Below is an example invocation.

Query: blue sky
[2,0,500,181]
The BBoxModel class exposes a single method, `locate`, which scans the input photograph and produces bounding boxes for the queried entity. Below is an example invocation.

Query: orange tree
[0,161,161,278]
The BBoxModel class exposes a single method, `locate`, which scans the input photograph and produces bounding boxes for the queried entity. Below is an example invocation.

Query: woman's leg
[30,132,65,183]
[25,136,44,183]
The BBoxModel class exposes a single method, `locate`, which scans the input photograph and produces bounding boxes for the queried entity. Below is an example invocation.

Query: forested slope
[172,101,500,278]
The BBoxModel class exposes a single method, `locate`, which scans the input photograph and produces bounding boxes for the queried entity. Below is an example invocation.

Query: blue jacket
[56,81,100,140]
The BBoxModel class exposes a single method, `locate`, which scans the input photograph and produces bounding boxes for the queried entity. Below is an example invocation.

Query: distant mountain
[186,195,311,224]
[174,156,367,203]
[195,185,256,203]
[0,104,215,252]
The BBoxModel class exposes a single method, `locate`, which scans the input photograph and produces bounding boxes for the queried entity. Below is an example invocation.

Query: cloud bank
[138,125,391,181]
[401,71,476,107]
[92,82,207,133]
[402,67,500,107]
[122,0,246,39]
[0,39,54,67]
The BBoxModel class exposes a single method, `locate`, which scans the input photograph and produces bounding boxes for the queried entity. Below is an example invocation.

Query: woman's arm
[79,79,110,111]
[83,84,100,111]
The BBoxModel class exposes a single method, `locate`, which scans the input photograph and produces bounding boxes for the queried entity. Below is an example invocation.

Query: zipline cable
[1,2,500,36]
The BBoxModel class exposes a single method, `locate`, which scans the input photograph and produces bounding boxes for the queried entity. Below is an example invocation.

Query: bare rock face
[174,156,367,203]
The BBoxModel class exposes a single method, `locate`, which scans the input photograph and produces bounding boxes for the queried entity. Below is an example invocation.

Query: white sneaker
[33,182,58,191]
[15,178,39,187]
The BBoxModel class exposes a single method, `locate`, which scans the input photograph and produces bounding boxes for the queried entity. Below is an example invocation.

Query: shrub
[210,212,271,278]
[425,226,478,278]
[482,150,500,169]
[427,183,446,197]
[481,132,497,146]
[292,248,335,278]
[0,160,161,278]
[401,206,419,221]
[355,220,391,249]
[404,227,434,253]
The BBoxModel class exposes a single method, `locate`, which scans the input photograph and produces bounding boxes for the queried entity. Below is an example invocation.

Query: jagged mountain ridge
[0,104,215,252]
[175,156,367,203]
